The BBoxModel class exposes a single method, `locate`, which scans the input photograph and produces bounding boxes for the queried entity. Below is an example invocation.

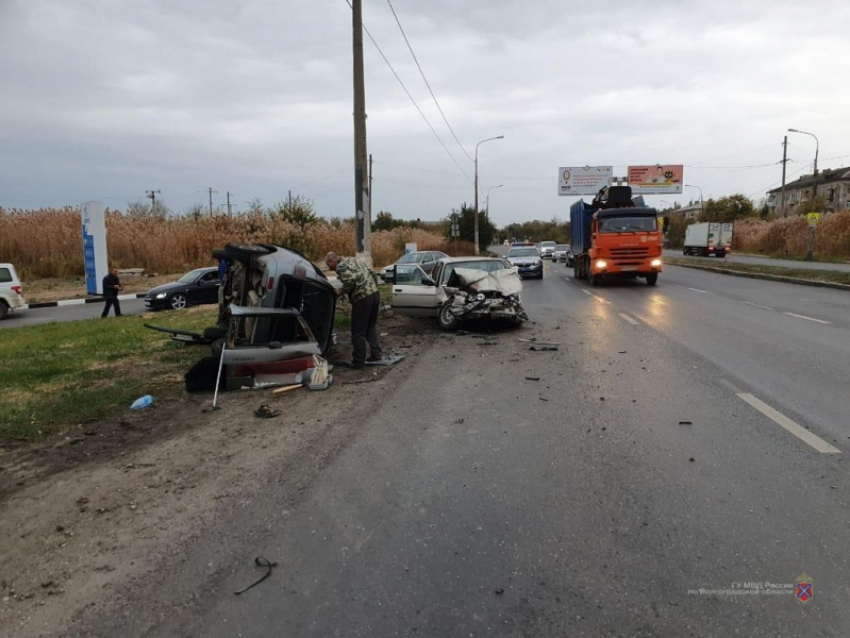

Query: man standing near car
[325,252,382,368]
[101,267,123,318]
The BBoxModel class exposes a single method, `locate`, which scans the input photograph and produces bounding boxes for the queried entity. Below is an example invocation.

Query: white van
[0,263,26,319]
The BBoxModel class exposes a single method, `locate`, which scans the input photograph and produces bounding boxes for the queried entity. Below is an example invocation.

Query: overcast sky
[2,0,848,225]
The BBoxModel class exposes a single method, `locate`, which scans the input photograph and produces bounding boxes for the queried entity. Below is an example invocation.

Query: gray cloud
[1,0,848,224]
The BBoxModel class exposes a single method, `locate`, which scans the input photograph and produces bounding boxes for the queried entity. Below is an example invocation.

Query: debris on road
[519,338,559,346]
[234,557,278,595]
[272,384,302,395]
[525,376,540,381]
[366,355,405,366]
[254,405,280,419]
[529,345,558,352]
[130,395,153,411]
[678,421,693,426]
[495,588,505,595]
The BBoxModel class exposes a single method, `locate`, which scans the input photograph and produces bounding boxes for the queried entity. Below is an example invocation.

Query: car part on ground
[438,267,528,331]
[146,244,337,393]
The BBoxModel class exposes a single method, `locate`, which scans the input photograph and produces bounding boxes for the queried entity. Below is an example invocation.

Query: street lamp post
[788,128,820,261]
[486,184,503,219]
[686,184,704,218]
[788,128,819,176]
[474,136,504,255]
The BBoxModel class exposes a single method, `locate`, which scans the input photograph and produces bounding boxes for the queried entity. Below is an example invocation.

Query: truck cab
[570,187,664,286]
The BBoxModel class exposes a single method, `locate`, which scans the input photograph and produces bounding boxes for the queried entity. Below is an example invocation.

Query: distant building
[668,202,702,220]
[767,167,850,216]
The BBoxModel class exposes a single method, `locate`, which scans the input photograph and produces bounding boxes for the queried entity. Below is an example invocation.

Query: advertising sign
[81,201,109,295]
[628,165,684,194]
[558,166,613,196]
[404,242,418,254]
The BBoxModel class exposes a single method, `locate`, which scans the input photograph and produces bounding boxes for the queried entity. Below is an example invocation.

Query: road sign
[807,212,820,227]
[81,201,108,295]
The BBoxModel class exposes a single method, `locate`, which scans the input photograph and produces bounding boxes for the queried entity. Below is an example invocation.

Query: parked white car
[0,263,26,320]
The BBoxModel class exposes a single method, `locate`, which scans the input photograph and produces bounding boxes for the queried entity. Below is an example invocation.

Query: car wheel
[646,272,658,286]
[0,300,8,320]
[170,293,188,310]
[438,301,460,331]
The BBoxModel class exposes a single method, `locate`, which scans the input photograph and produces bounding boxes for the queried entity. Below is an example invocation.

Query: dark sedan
[144,267,220,310]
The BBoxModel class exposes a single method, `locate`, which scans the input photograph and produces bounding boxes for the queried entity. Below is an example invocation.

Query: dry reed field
[0,208,474,280]
[733,211,850,261]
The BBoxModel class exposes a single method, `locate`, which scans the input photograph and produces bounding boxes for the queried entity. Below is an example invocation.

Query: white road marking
[652,297,667,306]
[741,301,774,311]
[783,312,831,325]
[581,289,592,296]
[687,287,709,294]
[593,295,608,303]
[619,313,639,325]
[736,393,841,455]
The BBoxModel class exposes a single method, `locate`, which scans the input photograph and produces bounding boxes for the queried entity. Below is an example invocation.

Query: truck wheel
[0,300,8,320]
[646,273,658,286]
[590,274,601,287]
[438,301,460,331]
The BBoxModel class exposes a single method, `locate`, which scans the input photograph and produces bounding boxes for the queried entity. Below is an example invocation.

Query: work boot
[351,361,366,369]
[367,355,384,363]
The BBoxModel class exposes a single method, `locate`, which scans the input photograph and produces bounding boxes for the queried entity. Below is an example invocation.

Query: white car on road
[0,263,26,320]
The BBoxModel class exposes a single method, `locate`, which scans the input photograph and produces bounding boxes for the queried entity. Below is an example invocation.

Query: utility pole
[369,153,373,221]
[779,136,789,217]
[145,189,161,214]
[207,187,218,217]
[352,0,371,265]
[225,191,234,219]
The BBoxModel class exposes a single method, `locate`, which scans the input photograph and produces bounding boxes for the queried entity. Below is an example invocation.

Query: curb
[23,293,147,310]
[666,261,850,292]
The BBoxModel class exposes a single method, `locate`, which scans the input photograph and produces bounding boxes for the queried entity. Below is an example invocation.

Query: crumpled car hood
[451,267,523,297]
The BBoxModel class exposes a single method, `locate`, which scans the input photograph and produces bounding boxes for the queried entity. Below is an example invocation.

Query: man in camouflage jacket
[326,252,383,368]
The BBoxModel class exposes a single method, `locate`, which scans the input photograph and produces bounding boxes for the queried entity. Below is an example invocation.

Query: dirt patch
[0,313,438,638]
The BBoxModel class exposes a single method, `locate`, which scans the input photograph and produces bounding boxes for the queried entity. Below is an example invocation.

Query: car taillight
[12,285,22,295]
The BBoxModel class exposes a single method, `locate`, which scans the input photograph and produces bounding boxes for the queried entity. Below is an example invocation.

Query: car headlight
[155,292,167,299]
[595,260,608,269]
[651,258,662,267]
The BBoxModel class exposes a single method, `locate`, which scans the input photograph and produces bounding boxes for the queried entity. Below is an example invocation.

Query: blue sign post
[81,201,109,295]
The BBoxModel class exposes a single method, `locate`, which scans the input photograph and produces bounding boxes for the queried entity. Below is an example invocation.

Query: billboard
[81,201,109,295]
[558,166,613,196]
[627,165,684,194]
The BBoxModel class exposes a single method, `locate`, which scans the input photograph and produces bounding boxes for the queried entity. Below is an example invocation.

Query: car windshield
[508,248,538,258]
[178,268,208,283]
[556,245,569,251]
[599,216,658,233]
[396,253,423,264]
[540,241,556,247]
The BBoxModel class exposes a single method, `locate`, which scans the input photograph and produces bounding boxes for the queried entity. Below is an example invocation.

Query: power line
[384,0,473,162]
[343,0,473,185]
[746,161,812,199]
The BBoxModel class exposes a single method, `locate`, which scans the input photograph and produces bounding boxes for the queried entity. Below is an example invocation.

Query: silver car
[552,244,571,264]
[538,241,556,259]
[505,247,543,279]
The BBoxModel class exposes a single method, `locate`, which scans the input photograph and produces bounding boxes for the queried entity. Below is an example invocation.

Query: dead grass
[0,208,469,282]
[734,212,850,262]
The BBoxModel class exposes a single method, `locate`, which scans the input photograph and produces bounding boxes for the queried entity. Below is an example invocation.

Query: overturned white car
[390,256,528,330]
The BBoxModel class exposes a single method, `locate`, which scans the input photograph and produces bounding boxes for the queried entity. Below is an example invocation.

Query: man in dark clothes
[101,267,123,317]
[325,252,382,368]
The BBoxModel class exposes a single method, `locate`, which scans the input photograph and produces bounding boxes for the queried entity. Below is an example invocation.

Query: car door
[391,264,439,317]
[420,252,436,274]
[191,271,219,304]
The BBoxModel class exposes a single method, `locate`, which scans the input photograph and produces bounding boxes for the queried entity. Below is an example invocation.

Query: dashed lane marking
[736,393,841,455]
[687,287,709,293]
[619,313,640,325]
[741,301,775,311]
[783,312,831,325]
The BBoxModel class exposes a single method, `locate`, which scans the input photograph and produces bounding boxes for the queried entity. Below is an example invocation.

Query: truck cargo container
[683,222,733,257]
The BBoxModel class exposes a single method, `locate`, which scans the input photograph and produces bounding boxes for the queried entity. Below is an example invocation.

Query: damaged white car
[391,256,528,330]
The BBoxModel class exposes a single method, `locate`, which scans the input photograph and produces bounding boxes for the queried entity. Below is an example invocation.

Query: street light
[474,135,504,255]
[685,184,704,217]
[788,128,819,175]
[486,184,503,219]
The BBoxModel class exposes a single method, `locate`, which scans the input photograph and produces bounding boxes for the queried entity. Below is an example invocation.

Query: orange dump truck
[570,186,665,286]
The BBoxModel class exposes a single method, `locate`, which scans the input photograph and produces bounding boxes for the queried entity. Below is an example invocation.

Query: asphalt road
[663,249,850,272]
[0,298,149,329]
[77,257,850,637]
